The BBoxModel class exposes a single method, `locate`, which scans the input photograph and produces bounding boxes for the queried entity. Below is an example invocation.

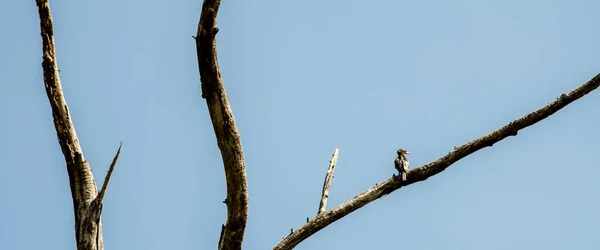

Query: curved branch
[195,1,248,249]
[273,73,600,250]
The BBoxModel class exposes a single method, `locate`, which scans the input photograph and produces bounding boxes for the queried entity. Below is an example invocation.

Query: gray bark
[35,1,121,249]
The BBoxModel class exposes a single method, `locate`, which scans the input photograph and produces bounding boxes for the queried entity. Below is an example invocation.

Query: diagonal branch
[273,73,600,250]
[36,0,96,207]
[96,142,122,204]
[318,149,339,215]
[37,0,103,248]
[195,0,248,249]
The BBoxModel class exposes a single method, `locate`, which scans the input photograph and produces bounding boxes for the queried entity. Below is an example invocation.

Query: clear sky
[1,0,599,249]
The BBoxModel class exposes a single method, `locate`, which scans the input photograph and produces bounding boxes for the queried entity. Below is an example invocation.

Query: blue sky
[1,0,600,249]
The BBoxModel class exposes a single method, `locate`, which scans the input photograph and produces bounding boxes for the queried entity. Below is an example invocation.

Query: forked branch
[273,73,600,250]
[37,1,121,249]
[318,149,339,214]
[195,0,248,249]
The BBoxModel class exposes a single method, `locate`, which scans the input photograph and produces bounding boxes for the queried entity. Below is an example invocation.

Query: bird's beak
[406,152,411,154]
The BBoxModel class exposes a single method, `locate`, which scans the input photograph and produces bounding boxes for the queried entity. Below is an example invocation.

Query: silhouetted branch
[195,0,248,249]
[273,73,600,250]
[318,149,339,215]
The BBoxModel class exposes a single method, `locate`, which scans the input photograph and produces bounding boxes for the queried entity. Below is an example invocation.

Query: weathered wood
[195,0,248,249]
[273,73,600,250]
[318,149,339,214]
[35,1,121,249]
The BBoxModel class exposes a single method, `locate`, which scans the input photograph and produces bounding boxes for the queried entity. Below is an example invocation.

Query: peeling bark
[195,0,248,249]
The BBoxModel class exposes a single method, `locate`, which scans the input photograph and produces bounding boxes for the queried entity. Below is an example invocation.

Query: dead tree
[195,1,248,249]
[36,0,599,249]
[194,1,600,250]
[36,1,122,249]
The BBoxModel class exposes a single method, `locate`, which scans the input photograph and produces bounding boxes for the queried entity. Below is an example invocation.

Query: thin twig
[318,149,339,215]
[273,73,600,250]
[96,141,122,203]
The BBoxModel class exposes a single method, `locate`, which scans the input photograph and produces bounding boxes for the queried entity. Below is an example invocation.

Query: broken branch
[318,149,339,215]
[36,0,112,249]
[96,142,122,203]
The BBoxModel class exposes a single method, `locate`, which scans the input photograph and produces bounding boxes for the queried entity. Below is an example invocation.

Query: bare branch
[273,73,600,250]
[96,142,122,204]
[36,0,107,249]
[195,0,248,249]
[318,149,339,214]
[36,0,95,203]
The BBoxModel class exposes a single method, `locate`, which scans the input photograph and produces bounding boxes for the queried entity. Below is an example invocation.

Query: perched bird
[394,149,410,181]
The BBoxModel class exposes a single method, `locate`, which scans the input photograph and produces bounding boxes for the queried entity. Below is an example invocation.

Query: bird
[394,149,410,181]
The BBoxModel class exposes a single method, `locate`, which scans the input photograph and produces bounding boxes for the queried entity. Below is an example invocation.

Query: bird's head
[397,148,411,155]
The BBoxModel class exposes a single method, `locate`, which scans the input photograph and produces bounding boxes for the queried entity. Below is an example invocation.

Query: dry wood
[273,73,600,250]
[97,142,122,203]
[36,1,121,249]
[195,0,248,249]
[35,0,600,248]
[318,149,339,214]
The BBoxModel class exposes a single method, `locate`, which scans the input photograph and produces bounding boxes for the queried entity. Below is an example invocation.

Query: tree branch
[36,1,121,249]
[273,73,600,250]
[96,142,122,204]
[36,0,96,206]
[318,149,339,215]
[195,0,248,249]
